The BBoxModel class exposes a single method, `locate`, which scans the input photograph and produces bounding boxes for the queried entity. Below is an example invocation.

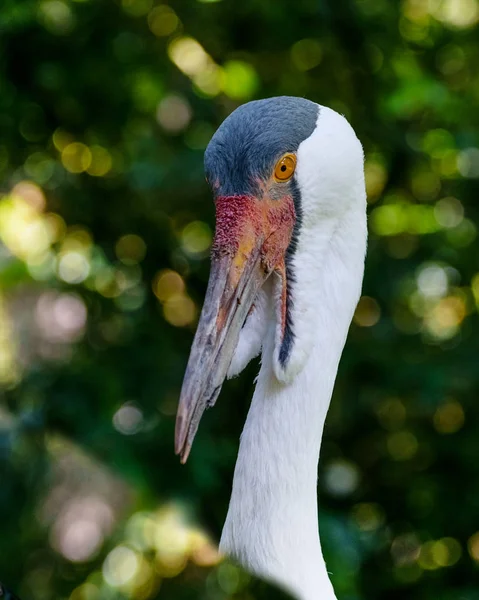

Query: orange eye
[274,153,297,182]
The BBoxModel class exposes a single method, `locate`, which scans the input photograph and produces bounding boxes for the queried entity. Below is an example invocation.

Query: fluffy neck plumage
[219,202,367,600]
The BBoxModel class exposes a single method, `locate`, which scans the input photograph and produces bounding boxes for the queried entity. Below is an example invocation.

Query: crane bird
[175,96,367,600]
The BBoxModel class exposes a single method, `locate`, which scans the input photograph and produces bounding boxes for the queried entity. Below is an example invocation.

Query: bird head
[175,96,366,462]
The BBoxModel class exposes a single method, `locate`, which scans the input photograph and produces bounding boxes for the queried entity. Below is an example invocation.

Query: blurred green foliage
[1,0,479,599]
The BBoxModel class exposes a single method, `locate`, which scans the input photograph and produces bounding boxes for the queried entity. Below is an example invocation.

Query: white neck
[219,202,367,600]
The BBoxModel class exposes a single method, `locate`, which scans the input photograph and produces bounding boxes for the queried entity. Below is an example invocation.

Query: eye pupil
[281,165,286,172]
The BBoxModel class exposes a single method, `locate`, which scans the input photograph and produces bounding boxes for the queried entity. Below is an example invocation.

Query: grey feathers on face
[204,96,319,197]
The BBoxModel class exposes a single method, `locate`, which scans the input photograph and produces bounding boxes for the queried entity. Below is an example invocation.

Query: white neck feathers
[220,106,367,600]
[220,208,367,600]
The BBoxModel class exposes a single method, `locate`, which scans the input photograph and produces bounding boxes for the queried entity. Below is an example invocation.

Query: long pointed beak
[175,239,269,463]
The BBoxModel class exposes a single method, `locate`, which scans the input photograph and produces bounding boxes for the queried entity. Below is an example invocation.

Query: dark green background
[1,0,479,598]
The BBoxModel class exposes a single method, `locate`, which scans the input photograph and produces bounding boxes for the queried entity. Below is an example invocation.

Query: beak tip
[174,413,186,453]
[180,447,190,464]
[175,408,192,463]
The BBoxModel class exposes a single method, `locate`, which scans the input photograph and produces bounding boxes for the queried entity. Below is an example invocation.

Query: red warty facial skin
[212,194,295,338]
[212,194,296,273]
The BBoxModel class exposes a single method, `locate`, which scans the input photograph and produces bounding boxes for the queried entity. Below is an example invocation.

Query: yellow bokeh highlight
[102,505,221,596]
[168,36,257,99]
[63,228,92,251]
[181,221,212,256]
[62,142,92,174]
[12,180,46,211]
[116,234,147,265]
[163,294,196,327]
[353,296,381,327]
[87,145,112,177]
[417,538,462,570]
[468,531,479,562]
[103,545,140,587]
[221,60,259,100]
[352,503,385,532]
[69,583,99,600]
[152,270,196,327]
[371,203,440,237]
[168,37,210,78]
[422,128,455,159]
[189,529,222,567]
[291,38,322,71]
[148,5,179,36]
[217,563,242,594]
[0,193,52,261]
[424,294,466,339]
[376,398,407,431]
[411,170,440,201]
[387,430,418,461]
[122,0,153,17]
[434,197,463,228]
[153,505,193,576]
[429,0,479,29]
[433,400,464,434]
[53,128,74,151]
[470,272,479,308]
[365,159,388,202]
[0,293,19,385]
[153,270,185,302]
[57,251,90,283]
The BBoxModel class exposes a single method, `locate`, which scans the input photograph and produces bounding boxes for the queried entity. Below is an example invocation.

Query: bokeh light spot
[221,60,259,100]
[12,180,46,212]
[376,398,406,431]
[58,251,90,283]
[429,0,479,29]
[163,294,196,327]
[291,39,322,71]
[122,0,153,17]
[217,563,241,594]
[181,221,212,257]
[387,430,418,461]
[416,264,448,298]
[434,197,464,228]
[418,538,462,569]
[168,37,210,77]
[38,0,76,35]
[433,400,464,434]
[391,533,421,566]
[113,403,144,435]
[148,5,179,36]
[62,142,92,174]
[103,545,139,587]
[69,583,99,600]
[424,295,466,339]
[153,270,185,302]
[156,95,192,133]
[365,159,388,201]
[86,146,112,177]
[457,147,479,178]
[352,503,385,532]
[324,459,360,497]
[115,234,147,265]
[354,296,381,327]
[468,532,479,562]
